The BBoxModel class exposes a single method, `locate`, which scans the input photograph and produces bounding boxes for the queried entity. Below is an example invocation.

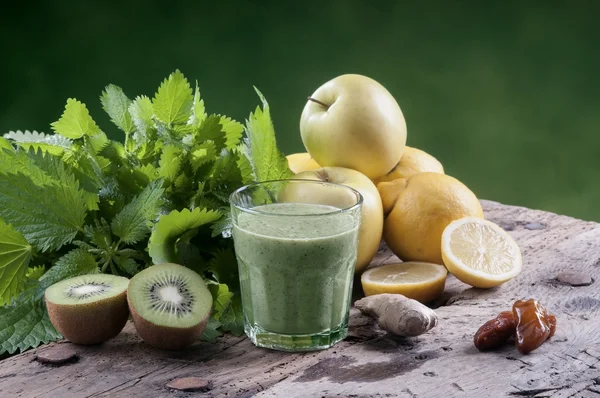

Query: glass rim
[229,178,364,217]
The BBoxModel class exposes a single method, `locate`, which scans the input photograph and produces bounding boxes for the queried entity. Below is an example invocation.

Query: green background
[2,1,598,221]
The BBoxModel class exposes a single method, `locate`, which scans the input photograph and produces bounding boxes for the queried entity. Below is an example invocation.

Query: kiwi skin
[45,290,129,345]
[128,299,210,350]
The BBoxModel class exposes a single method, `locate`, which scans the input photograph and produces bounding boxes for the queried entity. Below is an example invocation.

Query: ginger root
[355,293,438,337]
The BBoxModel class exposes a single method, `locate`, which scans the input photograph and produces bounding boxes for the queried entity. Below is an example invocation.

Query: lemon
[441,217,522,288]
[374,146,444,184]
[380,172,484,264]
[361,262,447,303]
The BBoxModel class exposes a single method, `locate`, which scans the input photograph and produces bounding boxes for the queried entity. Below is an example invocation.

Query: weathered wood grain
[0,200,598,398]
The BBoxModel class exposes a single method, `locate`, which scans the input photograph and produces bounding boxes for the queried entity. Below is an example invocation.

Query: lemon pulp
[442,217,522,288]
[361,262,447,303]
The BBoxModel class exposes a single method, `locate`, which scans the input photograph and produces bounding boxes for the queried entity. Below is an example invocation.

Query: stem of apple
[307,97,330,110]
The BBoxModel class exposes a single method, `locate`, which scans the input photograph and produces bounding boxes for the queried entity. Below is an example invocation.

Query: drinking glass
[230,179,362,352]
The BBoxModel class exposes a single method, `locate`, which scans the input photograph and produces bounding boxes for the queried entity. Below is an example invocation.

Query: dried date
[474,311,516,351]
[473,300,557,355]
[513,299,555,354]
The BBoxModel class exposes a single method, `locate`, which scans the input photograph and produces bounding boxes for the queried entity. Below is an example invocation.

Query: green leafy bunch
[0,70,293,355]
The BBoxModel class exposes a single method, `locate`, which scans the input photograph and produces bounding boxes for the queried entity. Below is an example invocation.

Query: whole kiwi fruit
[45,274,130,345]
[127,262,213,350]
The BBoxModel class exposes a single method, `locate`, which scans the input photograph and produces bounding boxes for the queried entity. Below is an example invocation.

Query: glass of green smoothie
[230,179,363,352]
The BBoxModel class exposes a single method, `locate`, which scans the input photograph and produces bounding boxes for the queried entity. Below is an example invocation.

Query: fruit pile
[288,74,523,303]
[39,73,524,350]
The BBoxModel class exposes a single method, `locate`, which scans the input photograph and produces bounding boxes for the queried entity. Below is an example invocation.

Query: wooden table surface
[1,200,599,398]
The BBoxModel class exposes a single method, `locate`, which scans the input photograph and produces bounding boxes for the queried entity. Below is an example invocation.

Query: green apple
[286,152,322,174]
[292,167,383,273]
[299,74,407,179]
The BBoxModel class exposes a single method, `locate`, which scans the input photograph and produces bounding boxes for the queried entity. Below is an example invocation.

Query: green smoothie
[232,202,360,336]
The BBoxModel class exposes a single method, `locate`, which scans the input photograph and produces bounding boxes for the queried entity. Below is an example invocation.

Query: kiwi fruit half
[45,274,130,345]
[127,263,213,350]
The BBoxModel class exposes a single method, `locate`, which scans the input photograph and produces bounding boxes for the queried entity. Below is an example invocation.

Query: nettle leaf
[2,147,100,214]
[0,171,86,252]
[244,87,293,182]
[148,207,221,264]
[194,162,216,186]
[5,131,71,147]
[61,141,107,193]
[174,240,207,273]
[101,84,134,134]
[0,147,54,187]
[129,95,154,142]
[0,137,12,151]
[208,283,234,321]
[51,98,101,139]
[211,150,243,186]
[210,210,233,238]
[192,194,225,214]
[117,248,145,260]
[154,118,177,143]
[2,146,99,210]
[173,123,194,137]
[72,240,94,250]
[188,82,207,127]
[99,140,128,166]
[26,266,46,281]
[135,140,160,165]
[38,248,99,291]
[98,180,127,220]
[190,141,217,173]
[200,317,222,343]
[4,130,72,156]
[107,165,148,199]
[0,219,32,306]
[195,114,226,151]
[235,144,255,184]
[210,150,244,202]
[111,180,165,244]
[25,267,45,285]
[208,248,240,292]
[219,294,244,336]
[155,119,191,147]
[84,218,112,250]
[114,256,138,275]
[86,130,110,155]
[218,116,244,150]
[28,149,99,211]
[158,145,183,184]
[67,152,104,193]
[137,163,159,181]
[0,289,62,355]
[181,134,194,147]
[173,170,193,195]
[152,70,193,125]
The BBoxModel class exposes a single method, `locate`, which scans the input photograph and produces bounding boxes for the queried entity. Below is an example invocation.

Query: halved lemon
[441,217,522,288]
[361,262,447,303]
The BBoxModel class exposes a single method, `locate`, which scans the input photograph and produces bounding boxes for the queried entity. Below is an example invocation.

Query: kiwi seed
[147,274,194,315]
[127,263,213,350]
[45,274,130,345]
[65,282,110,299]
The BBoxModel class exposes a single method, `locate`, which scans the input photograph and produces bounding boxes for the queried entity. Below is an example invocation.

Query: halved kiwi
[127,263,213,350]
[45,274,130,345]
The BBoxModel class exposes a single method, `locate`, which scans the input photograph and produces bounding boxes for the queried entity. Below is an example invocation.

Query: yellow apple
[299,74,407,179]
[292,167,384,273]
[286,152,321,174]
